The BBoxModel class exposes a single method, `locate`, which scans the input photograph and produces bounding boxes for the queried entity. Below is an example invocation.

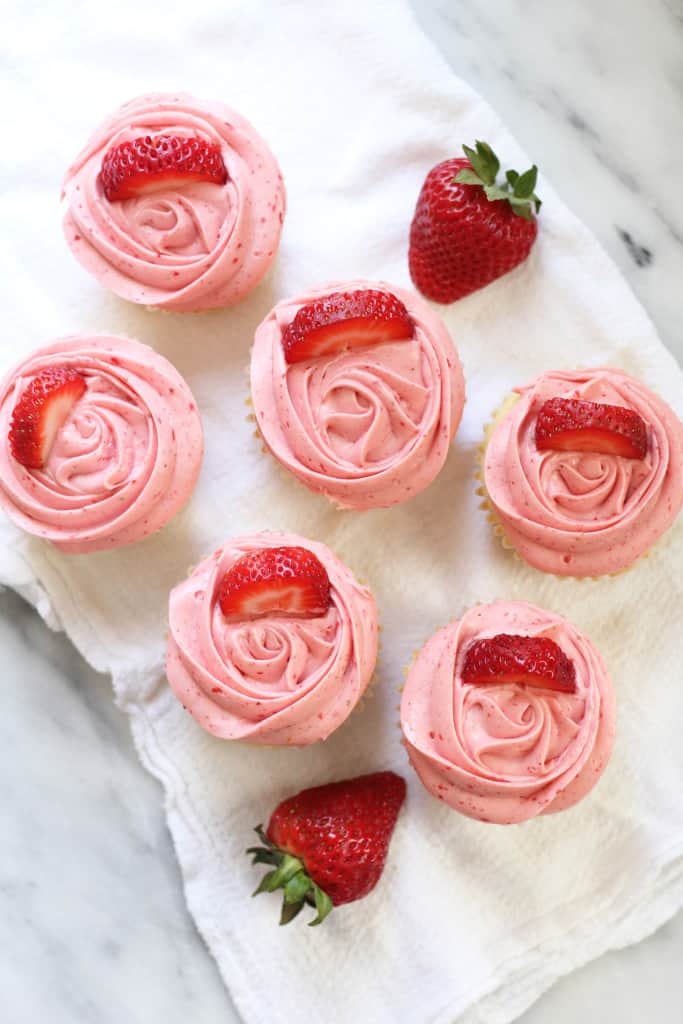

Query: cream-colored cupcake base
[475,393,526,563]
[145,304,226,315]
[245,376,318,490]
[245,398,271,459]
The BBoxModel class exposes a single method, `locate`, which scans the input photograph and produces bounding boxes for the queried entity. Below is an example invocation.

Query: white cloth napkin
[2,2,683,1022]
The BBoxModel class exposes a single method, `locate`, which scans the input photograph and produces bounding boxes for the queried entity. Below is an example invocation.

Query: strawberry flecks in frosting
[0,336,203,553]
[166,532,378,745]
[62,93,286,312]
[401,602,616,824]
[250,281,465,510]
[484,369,683,576]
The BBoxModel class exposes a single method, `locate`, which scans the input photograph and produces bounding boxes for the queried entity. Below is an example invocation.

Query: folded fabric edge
[122,671,683,1024]
[0,555,62,632]
[449,851,683,1024]
[127,705,253,1022]
[0,561,248,1018]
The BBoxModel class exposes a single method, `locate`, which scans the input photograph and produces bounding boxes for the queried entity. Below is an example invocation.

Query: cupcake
[167,531,378,745]
[480,368,683,576]
[250,280,465,509]
[401,601,616,824]
[0,335,203,553]
[62,93,286,312]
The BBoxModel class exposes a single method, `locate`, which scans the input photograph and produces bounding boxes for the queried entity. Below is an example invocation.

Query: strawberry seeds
[100,134,228,201]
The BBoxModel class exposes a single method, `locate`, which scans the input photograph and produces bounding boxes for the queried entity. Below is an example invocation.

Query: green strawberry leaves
[462,141,499,185]
[248,825,335,927]
[455,140,542,220]
[514,165,538,198]
[309,884,334,927]
[454,168,487,188]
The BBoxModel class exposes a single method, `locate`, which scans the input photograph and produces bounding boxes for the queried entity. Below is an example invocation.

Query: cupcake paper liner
[475,393,525,563]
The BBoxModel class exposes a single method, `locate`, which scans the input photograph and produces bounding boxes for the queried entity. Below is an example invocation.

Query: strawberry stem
[308,884,333,927]
[455,140,542,220]
[280,899,305,926]
[248,826,334,926]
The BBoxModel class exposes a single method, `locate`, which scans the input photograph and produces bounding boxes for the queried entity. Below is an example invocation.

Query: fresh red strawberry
[248,771,406,925]
[218,546,331,622]
[462,634,576,693]
[535,397,648,459]
[409,140,541,303]
[9,366,87,469]
[100,134,228,201]
[282,289,413,364]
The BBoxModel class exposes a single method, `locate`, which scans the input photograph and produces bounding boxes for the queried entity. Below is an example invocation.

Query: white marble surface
[413,0,683,367]
[2,1,682,1022]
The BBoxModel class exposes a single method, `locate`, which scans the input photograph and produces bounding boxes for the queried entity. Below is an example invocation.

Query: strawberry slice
[461,634,576,693]
[535,397,647,459]
[282,289,413,364]
[218,546,331,622]
[9,366,87,469]
[100,134,228,201]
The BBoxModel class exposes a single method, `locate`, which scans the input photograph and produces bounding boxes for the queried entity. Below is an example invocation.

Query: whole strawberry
[409,140,541,303]
[248,771,406,925]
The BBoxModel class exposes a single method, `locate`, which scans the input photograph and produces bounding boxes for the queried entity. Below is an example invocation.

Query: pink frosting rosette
[166,531,378,746]
[483,368,683,576]
[250,280,465,510]
[401,601,616,824]
[62,93,286,312]
[0,335,203,553]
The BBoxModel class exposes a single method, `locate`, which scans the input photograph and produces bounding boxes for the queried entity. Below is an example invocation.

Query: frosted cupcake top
[484,368,683,576]
[166,531,378,746]
[250,280,465,510]
[0,335,202,553]
[62,92,285,312]
[401,601,616,824]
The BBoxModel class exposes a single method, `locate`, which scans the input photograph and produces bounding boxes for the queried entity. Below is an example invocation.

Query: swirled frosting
[484,369,683,576]
[62,93,286,312]
[0,335,203,553]
[401,602,615,824]
[167,531,378,745]
[250,280,465,509]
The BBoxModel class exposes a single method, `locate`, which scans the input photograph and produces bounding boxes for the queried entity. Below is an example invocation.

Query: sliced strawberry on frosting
[535,397,647,459]
[281,289,413,364]
[462,634,576,693]
[9,366,87,469]
[218,546,331,622]
[100,134,228,201]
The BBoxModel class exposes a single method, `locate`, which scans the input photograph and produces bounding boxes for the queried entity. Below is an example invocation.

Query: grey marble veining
[411,0,683,366]
[2,2,683,1023]
[0,590,230,1024]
